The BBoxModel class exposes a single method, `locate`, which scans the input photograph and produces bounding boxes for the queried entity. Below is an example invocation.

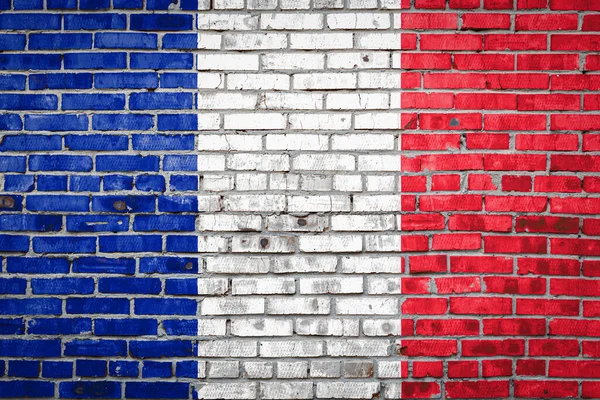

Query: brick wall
[0,0,598,399]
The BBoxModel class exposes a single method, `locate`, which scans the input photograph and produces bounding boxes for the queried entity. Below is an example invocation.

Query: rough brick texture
[400,0,600,398]
[1,0,599,399]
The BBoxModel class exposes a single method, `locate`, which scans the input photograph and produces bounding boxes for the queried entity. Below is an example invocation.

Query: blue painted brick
[129,340,194,358]
[114,0,142,7]
[76,360,107,377]
[7,257,69,274]
[98,278,161,294]
[30,73,92,90]
[47,0,76,8]
[0,339,61,356]
[160,72,198,88]
[64,14,126,30]
[29,33,92,50]
[95,318,158,336]
[65,52,127,69]
[14,0,43,9]
[139,257,198,274]
[0,299,61,315]
[93,114,154,131]
[0,134,62,151]
[28,318,92,334]
[62,94,126,110]
[67,215,129,232]
[42,361,73,378]
[166,235,198,252]
[164,155,197,171]
[170,175,198,191]
[103,175,134,191]
[0,318,25,334]
[80,0,110,9]
[163,320,197,336]
[0,235,29,252]
[157,114,197,131]
[125,382,189,399]
[99,235,162,253]
[64,339,127,357]
[109,361,138,377]
[97,155,159,172]
[130,14,193,31]
[162,34,199,49]
[59,381,121,399]
[135,298,197,316]
[0,0,10,7]
[0,156,26,172]
[33,236,97,254]
[142,361,171,378]
[135,175,165,192]
[0,381,54,398]
[8,360,39,377]
[0,54,61,70]
[0,34,26,50]
[0,114,22,130]
[0,74,26,90]
[130,53,193,69]
[95,72,158,89]
[27,195,89,212]
[0,194,22,210]
[0,215,62,232]
[92,195,155,213]
[165,279,198,295]
[70,176,101,192]
[73,257,135,274]
[130,93,193,110]
[134,215,196,232]
[0,278,27,294]
[66,298,130,315]
[65,134,128,151]
[133,134,194,150]
[0,14,61,30]
[176,361,198,378]
[25,114,88,131]
[0,94,57,110]
[158,196,198,212]
[31,278,95,294]
[37,175,68,191]
[96,32,157,49]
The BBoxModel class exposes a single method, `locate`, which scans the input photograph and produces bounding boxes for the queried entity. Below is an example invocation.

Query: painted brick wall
[0,0,403,399]
[0,0,599,399]
[400,0,600,398]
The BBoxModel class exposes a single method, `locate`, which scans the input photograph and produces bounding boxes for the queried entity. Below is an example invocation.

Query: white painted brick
[213,0,243,8]
[261,13,323,30]
[326,93,389,110]
[362,319,401,336]
[197,278,229,295]
[266,134,328,151]
[197,236,228,253]
[294,73,356,90]
[196,340,258,357]
[326,339,390,356]
[276,362,308,378]
[197,93,257,110]
[197,73,225,89]
[267,297,330,315]
[332,134,395,150]
[378,361,401,378]
[356,33,401,49]
[266,215,328,232]
[326,13,391,29]
[299,235,362,253]
[331,215,395,231]
[367,277,401,294]
[197,33,222,49]
[293,154,355,171]
[289,113,351,130]
[243,362,273,379]
[340,256,401,273]
[272,256,337,273]
[247,0,277,9]
[290,33,353,49]
[198,215,262,232]
[227,154,290,171]
[261,93,323,110]
[333,175,363,192]
[327,52,390,69]
[224,113,286,130]
[223,33,287,50]
[196,383,257,400]
[310,361,341,378]
[336,298,398,315]
[202,298,265,315]
[353,195,400,211]
[300,175,332,191]
[260,340,323,357]
[197,195,222,212]
[270,173,300,191]
[366,175,396,192]
[231,236,296,253]
[202,174,235,191]
[231,318,293,336]
[223,195,286,212]
[262,54,325,70]
[198,319,228,336]
[198,54,259,71]
[208,361,239,378]
[288,195,351,212]
[316,382,380,399]
[235,173,268,191]
[358,155,401,171]
[197,155,226,171]
[206,256,270,274]
[365,234,401,252]
[261,382,313,399]
[228,74,290,90]
[358,71,399,88]
[314,0,343,8]
[232,278,296,295]
[295,318,359,336]
[299,277,363,294]
[355,112,400,129]
[198,135,262,151]
[197,113,222,130]
[197,14,259,30]
[280,0,310,8]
